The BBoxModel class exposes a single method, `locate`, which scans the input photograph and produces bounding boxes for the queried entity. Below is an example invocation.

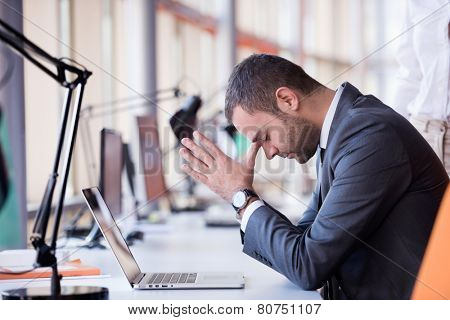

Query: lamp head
[170,95,202,141]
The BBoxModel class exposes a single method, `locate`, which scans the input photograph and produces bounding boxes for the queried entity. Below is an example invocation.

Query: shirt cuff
[240,200,265,232]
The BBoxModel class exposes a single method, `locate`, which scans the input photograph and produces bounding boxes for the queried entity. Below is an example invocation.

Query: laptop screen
[82,187,141,284]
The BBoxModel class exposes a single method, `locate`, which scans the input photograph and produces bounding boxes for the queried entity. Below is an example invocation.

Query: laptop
[82,187,245,289]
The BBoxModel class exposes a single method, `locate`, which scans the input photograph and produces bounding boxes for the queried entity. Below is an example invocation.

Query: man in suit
[179,54,449,299]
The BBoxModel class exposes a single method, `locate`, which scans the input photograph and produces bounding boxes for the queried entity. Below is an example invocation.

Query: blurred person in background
[393,0,450,175]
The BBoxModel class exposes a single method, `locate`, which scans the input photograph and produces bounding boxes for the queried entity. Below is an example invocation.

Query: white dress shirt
[393,0,450,120]
[240,84,345,232]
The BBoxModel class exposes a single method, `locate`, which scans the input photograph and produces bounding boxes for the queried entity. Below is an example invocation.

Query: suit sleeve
[242,121,411,290]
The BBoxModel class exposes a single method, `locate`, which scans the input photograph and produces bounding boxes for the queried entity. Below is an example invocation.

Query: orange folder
[0,259,101,280]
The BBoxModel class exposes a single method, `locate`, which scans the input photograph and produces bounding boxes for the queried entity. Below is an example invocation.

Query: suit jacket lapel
[319,82,363,201]
[326,82,363,154]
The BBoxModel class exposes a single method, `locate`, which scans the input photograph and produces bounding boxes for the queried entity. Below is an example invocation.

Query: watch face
[232,191,247,208]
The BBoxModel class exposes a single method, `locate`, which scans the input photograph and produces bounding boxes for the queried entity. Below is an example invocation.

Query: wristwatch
[231,188,258,217]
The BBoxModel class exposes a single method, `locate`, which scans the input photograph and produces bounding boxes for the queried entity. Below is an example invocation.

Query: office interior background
[0,0,408,250]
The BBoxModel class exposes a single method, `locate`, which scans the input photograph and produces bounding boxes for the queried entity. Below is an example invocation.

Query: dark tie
[318,147,325,209]
[320,147,325,164]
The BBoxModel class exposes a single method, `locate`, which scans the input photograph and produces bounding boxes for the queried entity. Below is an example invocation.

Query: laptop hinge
[132,273,145,284]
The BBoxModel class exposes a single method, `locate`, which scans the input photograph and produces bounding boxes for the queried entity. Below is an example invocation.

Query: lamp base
[1,286,109,300]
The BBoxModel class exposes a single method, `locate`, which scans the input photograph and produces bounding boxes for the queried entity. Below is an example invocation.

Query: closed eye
[250,131,268,143]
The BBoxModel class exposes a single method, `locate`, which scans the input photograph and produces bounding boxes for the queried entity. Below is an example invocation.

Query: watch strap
[243,189,257,198]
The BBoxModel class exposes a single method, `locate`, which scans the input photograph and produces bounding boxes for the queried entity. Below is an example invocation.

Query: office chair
[411,186,450,299]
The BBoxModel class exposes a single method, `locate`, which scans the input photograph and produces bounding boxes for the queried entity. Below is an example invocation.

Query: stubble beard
[282,115,320,164]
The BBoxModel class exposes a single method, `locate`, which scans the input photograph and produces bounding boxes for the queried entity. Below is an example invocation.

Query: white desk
[0,214,321,300]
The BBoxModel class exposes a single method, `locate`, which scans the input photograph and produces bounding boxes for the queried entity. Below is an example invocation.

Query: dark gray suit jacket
[241,82,449,299]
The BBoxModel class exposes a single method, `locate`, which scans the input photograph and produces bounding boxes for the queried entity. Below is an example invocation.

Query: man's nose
[263,143,278,160]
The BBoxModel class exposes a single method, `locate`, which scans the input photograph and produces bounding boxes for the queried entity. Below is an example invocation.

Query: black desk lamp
[169,95,210,212]
[0,19,107,299]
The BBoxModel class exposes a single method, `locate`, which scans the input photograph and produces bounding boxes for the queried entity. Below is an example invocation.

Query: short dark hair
[224,54,323,122]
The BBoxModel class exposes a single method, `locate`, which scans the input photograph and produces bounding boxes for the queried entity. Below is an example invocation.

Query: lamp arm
[0,19,91,87]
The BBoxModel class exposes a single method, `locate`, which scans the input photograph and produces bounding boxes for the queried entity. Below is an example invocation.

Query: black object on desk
[125,230,144,246]
[0,19,107,299]
[2,286,109,300]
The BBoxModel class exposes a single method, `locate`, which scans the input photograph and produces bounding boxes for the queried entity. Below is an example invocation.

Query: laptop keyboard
[147,273,197,284]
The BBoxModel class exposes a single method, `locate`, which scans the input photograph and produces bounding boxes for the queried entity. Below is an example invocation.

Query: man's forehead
[232,105,274,126]
[231,106,263,139]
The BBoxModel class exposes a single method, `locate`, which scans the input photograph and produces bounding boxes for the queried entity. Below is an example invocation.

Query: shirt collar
[319,84,345,150]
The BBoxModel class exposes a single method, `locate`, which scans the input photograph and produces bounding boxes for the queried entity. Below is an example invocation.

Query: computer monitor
[99,128,123,218]
[136,115,168,203]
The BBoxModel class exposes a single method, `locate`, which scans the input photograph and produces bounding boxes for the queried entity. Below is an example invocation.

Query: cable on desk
[0,266,38,275]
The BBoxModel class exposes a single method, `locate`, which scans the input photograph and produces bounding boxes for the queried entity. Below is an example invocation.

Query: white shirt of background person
[393,0,450,121]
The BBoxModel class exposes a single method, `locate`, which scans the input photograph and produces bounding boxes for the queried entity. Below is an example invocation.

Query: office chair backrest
[412,186,450,299]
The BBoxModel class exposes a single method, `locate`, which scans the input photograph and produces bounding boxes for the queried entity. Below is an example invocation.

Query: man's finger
[244,142,261,169]
[194,131,223,159]
[181,137,214,166]
[181,164,208,184]
[179,148,210,174]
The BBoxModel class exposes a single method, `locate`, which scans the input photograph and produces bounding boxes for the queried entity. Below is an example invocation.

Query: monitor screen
[136,116,168,202]
[82,187,141,284]
[99,128,123,218]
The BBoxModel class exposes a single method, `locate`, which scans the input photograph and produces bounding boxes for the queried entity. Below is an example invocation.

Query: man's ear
[275,87,299,115]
